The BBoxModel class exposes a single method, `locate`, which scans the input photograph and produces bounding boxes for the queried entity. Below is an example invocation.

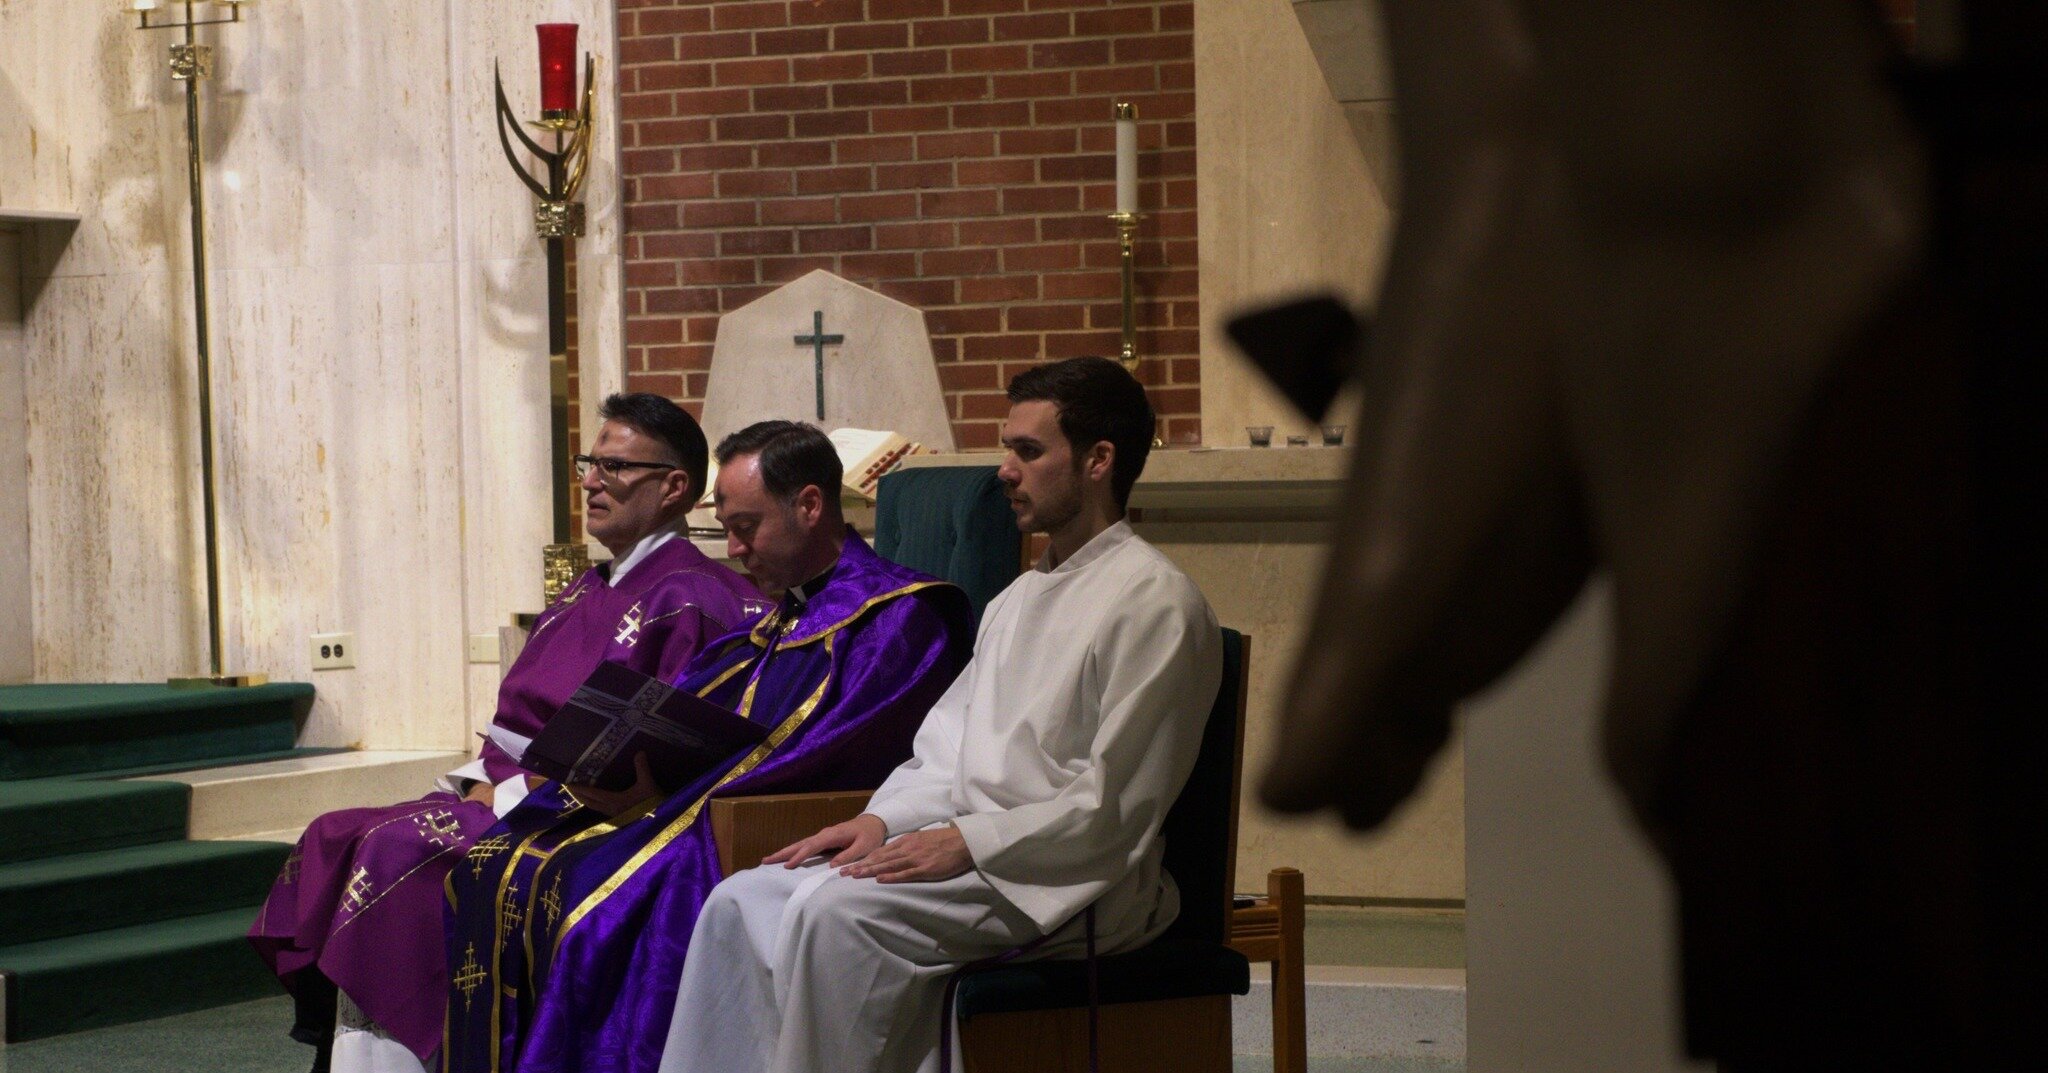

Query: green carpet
[0,684,313,781]
[0,781,189,866]
[0,841,289,947]
[0,909,283,1042]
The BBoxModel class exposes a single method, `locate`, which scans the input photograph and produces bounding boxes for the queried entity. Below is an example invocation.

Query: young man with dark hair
[444,419,976,1073]
[658,357,1222,1073]
[251,394,764,1073]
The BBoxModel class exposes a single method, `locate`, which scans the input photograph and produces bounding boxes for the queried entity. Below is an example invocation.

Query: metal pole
[181,9,225,679]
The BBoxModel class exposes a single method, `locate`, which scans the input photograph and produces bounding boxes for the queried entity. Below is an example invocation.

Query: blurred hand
[763,814,888,869]
[838,824,971,884]
[566,753,664,817]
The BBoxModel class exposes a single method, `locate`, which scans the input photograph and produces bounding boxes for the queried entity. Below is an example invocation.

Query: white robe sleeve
[864,666,970,837]
[951,569,1221,927]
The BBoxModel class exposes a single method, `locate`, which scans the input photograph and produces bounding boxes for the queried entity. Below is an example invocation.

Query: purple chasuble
[443,532,975,1073]
[248,537,764,1063]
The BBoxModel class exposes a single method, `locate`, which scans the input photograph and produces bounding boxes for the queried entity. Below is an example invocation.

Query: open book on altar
[694,427,928,512]
[523,662,768,791]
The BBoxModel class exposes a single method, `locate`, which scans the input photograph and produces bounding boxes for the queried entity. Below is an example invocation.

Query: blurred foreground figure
[1242,1,2041,1067]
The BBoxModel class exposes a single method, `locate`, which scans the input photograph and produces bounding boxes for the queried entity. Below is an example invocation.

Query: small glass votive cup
[1320,424,1347,446]
[1285,434,1310,447]
[1246,426,1273,447]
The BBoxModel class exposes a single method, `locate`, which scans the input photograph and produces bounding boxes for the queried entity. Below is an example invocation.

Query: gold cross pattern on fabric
[453,943,488,1011]
[415,807,463,846]
[467,834,511,879]
[278,847,302,885]
[501,886,526,940]
[541,875,565,931]
[343,866,375,911]
[614,601,645,646]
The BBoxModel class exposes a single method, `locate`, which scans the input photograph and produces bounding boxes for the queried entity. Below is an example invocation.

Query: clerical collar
[787,562,837,605]
[605,527,679,587]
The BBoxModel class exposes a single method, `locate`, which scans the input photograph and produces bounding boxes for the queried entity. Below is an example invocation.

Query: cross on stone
[793,310,844,421]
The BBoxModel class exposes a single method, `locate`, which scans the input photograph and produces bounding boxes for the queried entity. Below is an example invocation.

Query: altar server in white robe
[656,356,1222,1073]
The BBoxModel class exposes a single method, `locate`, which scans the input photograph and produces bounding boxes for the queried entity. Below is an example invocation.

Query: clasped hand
[763,814,972,884]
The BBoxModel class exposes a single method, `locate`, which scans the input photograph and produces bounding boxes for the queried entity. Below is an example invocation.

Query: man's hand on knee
[838,823,971,884]
[765,813,888,869]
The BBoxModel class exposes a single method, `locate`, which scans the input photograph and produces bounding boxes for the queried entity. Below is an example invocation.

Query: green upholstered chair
[951,628,1256,1073]
[873,465,1022,621]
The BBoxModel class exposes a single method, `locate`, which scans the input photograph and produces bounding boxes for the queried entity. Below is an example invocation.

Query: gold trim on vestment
[552,634,838,950]
[746,580,947,648]
[486,826,551,1073]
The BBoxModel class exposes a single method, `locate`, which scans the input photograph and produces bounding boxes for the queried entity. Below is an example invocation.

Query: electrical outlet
[467,632,501,664]
[311,632,356,671]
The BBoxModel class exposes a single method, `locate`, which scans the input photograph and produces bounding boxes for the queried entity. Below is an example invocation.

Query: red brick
[922,248,1003,277]
[925,305,1003,334]
[627,317,685,345]
[874,161,956,189]
[631,372,688,398]
[1043,330,1122,359]
[717,169,795,197]
[628,203,681,231]
[1001,185,1080,214]
[946,49,1026,81]
[835,22,912,50]
[929,337,959,362]
[641,232,720,259]
[1145,386,1200,414]
[951,0,1027,13]
[681,259,762,286]
[1033,95,1117,126]
[920,188,1001,217]
[998,128,1075,156]
[1040,154,1113,183]
[680,200,761,228]
[754,27,834,55]
[1043,214,1112,241]
[871,105,951,133]
[799,225,875,253]
[937,362,1002,392]
[837,135,918,163]
[877,278,959,307]
[915,18,992,47]
[623,147,681,173]
[761,196,841,224]
[761,255,839,282]
[753,84,832,111]
[992,11,1070,39]
[960,275,1040,303]
[1031,39,1110,67]
[1042,271,1121,300]
[992,71,1072,99]
[1074,6,1156,35]
[917,130,997,158]
[958,218,1038,245]
[1005,303,1085,331]
[957,158,1036,185]
[1168,357,1200,383]
[832,80,911,108]
[796,165,874,195]
[757,139,836,167]
[1003,244,1081,272]
[1114,35,1193,63]
[1159,2,1193,32]
[627,261,679,289]
[622,92,677,121]
[1076,66,1158,95]
[676,143,756,171]
[1145,268,1199,298]
[1139,328,1200,354]
[870,0,945,17]
[637,117,714,145]
[673,87,752,116]
[716,58,792,86]
[685,372,712,397]
[636,7,714,35]
[643,289,719,316]
[945,102,1027,131]
[793,110,871,137]
[960,392,1019,419]
[793,53,870,81]
[720,229,796,256]
[876,221,958,248]
[637,174,717,201]
[621,36,678,65]
[954,422,1000,450]
[680,31,754,59]
[910,75,991,103]
[839,192,920,221]
[1159,62,1194,92]
[874,49,951,77]
[711,1,790,31]
[787,0,867,25]
[963,334,1041,361]
[1150,209,1196,238]
[717,113,793,140]
[839,251,921,277]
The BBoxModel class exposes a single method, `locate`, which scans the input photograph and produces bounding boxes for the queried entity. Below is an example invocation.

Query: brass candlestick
[495,54,597,603]
[1109,211,1141,371]
[135,0,267,689]
[1110,101,1143,373]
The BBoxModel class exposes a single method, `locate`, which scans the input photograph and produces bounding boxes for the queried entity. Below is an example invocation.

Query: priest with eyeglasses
[250,394,765,1073]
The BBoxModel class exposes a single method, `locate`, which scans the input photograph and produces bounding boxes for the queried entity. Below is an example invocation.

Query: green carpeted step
[0,683,315,781]
[68,745,351,783]
[0,779,190,865]
[0,907,283,1042]
[0,840,290,947]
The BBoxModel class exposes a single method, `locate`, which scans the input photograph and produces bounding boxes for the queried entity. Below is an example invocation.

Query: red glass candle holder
[537,23,579,117]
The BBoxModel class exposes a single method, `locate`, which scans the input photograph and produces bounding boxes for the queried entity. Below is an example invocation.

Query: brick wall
[614,0,1200,449]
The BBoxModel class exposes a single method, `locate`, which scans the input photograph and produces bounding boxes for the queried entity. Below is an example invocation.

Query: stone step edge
[1233,963,1466,1061]
[135,749,468,841]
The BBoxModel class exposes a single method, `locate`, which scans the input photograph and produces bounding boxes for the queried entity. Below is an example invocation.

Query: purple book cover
[523,661,768,790]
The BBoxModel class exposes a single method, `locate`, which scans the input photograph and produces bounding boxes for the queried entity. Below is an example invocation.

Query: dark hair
[1006,356,1155,509]
[714,420,843,511]
[599,393,710,501]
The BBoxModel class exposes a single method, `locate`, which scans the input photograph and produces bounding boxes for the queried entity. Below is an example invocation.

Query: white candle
[1114,102,1137,215]
[130,0,160,12]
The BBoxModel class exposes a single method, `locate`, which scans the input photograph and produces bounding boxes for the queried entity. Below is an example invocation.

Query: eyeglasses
[573,454,677,485]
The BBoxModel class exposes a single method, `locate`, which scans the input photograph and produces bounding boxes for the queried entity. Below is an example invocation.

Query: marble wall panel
[1,232,30,683]
[1195,0,1392,448]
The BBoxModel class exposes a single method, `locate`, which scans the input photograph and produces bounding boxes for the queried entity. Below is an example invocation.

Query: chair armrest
[708,790,876,878]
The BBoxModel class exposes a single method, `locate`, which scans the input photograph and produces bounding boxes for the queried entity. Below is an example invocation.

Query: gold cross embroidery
[467,834,511,879]
[614,602,645,646]
[342,866,375,911]
[415,808,463,847]
[541,875,564,932]
[278,847,302,885]
[500,886,525,941]
[452,943,488,1012]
